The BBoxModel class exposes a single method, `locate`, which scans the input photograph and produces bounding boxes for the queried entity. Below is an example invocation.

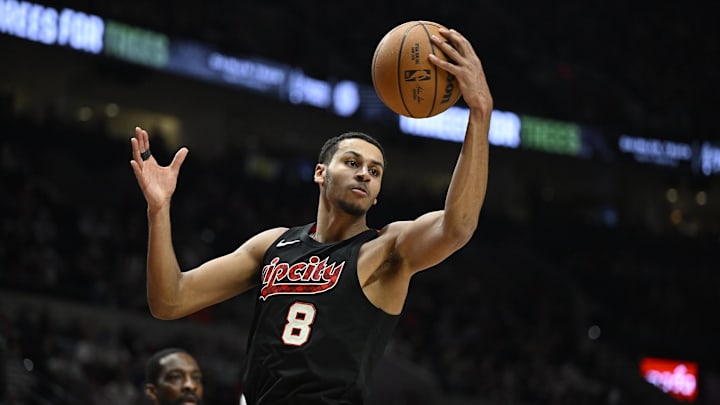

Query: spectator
[145,348,203,405]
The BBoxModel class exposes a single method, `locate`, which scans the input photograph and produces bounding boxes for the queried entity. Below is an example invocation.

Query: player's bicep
[393,210,468,274]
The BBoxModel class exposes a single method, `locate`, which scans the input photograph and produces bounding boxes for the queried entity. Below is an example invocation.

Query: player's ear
[145,384,157,401]
[313,163,326,185]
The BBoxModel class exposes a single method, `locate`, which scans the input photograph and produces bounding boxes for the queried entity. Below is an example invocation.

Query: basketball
[371,21,462,118]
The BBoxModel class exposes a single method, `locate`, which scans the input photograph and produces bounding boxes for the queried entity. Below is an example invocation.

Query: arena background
[1,1,718,404]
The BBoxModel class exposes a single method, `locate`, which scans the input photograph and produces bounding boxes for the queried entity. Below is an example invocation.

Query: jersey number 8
[281,302,317,346]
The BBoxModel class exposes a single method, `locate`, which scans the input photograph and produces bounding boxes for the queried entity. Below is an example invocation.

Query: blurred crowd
[1,117,718,404]
[44,0,718,140]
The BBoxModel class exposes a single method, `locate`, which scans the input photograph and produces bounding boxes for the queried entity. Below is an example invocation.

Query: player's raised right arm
[130,127,283,319]
[130,126,189,318]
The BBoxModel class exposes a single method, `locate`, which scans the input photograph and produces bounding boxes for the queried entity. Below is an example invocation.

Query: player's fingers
[439,28,476,59]
[134,126,143,144]
[130,137,143,164]
[428,53,459,75]
[140,128,151,153]
[432,34,462,62]
[134,127,156,163]
[129,159,143,178]
[170,147,189,172]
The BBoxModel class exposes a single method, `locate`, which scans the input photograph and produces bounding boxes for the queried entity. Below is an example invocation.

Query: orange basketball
[371,21,462,118]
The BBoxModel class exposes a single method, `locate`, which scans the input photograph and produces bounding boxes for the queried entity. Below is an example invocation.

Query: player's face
[146,353,204,405]
[322,138,384,217]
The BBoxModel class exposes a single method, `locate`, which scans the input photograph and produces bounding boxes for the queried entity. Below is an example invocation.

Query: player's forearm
[146,204,185,319]
[443,107,490,241]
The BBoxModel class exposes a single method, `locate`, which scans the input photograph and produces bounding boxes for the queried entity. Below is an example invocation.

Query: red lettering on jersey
[260,256,345,300]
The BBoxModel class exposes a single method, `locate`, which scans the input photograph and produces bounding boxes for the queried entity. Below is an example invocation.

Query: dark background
[1,1,718,404]
[40,0,717,142]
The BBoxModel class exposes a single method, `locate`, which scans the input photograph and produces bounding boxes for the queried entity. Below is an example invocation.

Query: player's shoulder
[262,226,291,235]
[243,227,290,253]
[257,227,291,242]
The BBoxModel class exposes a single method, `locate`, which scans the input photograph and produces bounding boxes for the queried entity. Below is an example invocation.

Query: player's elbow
[147,298,184,320]
[456,225,477,247]
[444,219,477,248]
[149,307,174,320]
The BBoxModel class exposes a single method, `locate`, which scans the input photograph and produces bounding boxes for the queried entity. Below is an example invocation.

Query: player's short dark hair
[318,132,386,166]
[145,348,188,384]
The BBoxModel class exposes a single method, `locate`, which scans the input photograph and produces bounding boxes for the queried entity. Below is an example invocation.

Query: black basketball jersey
[241,223,400,405]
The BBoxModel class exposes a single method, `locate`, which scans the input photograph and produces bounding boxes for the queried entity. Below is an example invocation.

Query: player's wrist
[147,202,171,219]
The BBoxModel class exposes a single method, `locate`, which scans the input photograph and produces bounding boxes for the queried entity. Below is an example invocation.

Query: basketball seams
[418,21,440,118]
[397,22,423,118]
[372,22,413,117]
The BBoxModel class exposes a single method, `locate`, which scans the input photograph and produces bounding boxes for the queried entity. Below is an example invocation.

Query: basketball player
[144,348,204,405]
[130,27,492,404]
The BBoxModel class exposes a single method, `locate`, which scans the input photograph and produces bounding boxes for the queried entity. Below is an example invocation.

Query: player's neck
[314,210,368,243]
